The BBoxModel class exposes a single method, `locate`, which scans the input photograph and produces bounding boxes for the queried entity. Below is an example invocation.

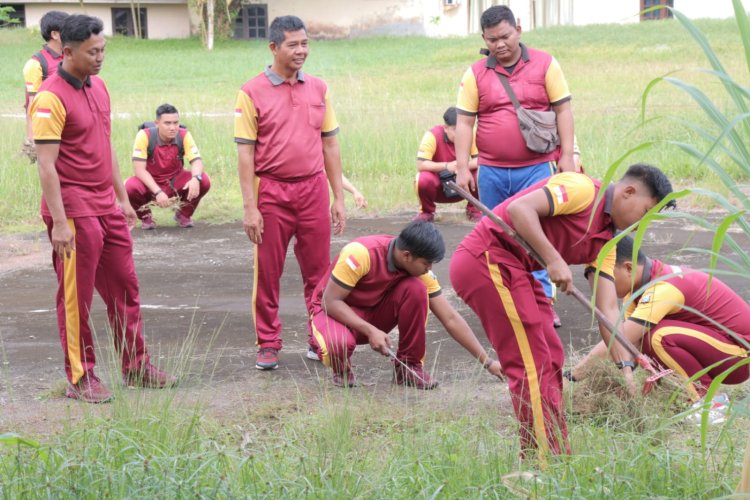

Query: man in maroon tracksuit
[32,14,174,403]
[234,15,346,370]
[309,221,504,388]
[450,165,673,459]
[414,107,481,222]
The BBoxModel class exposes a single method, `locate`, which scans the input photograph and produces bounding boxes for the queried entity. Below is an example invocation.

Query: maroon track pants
[415,170,480,216]
[252,171,331,350]
[125,170,211,219]
[43,212,149,384]
[450,246,569,458]
[309,277,429,373]
[641,319,750,399]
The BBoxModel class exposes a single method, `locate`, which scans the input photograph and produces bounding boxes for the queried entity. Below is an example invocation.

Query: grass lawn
[1,18,748,231]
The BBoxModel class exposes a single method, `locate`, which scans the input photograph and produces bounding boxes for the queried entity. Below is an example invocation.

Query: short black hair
[269,15,306,46]
[443,107,458,127]
[60,14,103,47]
[621,163,676,209]
[615,235,647,265]
[481,5,516,31]
[40,11,68,42]
[156,103,179,118]
[395,221,445,263]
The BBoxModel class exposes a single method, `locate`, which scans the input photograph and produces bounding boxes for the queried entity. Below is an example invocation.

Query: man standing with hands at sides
[31,14,175,403]
[454,5,576,328]
[234,15,346,371]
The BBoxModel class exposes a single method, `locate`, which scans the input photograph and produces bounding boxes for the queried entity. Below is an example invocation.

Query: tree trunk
[206,0,214,50]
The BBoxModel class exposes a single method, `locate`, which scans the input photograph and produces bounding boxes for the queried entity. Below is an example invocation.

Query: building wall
[23,2,190,39]
[252,0,426,38]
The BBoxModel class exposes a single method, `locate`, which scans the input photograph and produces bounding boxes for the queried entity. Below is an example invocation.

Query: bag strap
[495,72,522,110]
[35,51,49,80]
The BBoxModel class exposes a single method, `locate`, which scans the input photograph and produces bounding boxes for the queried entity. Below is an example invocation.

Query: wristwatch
[193,174,203,182]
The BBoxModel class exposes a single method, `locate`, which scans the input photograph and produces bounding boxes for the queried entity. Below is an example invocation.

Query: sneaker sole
[65,389,114,404]
[255,363,279,370]
[306,351,320,361]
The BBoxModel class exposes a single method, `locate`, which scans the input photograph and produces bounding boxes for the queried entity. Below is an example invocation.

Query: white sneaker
[306,347,320,361]
[685,393,730,425]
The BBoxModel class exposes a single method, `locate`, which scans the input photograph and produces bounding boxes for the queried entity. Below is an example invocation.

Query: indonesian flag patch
[552,185,568,205]
[345,255,360,271]
[35,108,52,119]
[234,108,242,118]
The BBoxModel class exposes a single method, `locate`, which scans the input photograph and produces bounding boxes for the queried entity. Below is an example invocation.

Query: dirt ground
[1,212,748,435]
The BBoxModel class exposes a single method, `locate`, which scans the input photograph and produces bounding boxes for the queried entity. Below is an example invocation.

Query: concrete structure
[4,0,749,39]
[8,0,193,39]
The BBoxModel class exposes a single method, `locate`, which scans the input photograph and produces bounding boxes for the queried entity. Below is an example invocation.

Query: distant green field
[1,19,747,231]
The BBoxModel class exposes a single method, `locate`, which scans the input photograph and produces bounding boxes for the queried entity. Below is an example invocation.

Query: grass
[1,18,749,232]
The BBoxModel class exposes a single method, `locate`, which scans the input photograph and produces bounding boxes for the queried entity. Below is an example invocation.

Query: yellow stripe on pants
[652,325,748,401]
[62,219,84,384]
[486,253,549,459]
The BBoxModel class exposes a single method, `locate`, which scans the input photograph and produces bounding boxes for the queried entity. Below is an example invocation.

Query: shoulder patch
[345,255,360,271]
[640,294,652,304]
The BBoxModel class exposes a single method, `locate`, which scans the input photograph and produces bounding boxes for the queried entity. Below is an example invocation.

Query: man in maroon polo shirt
[125,103,211,229]
[309,221,504,388]
[31,14,175,403]
[450,165,673,459]
[234,15,346,371]
[22,10,68,162]
[455,4,578,328]
[414,106,481,223]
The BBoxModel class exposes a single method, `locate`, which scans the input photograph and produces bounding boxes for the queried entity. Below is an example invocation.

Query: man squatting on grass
[308,220,505,388]
[31,14,175,404]
[413,106,482,223]
[125,104,211,230]
[234,15,346,371]
[568,235,750,424]
[450,166,674,457]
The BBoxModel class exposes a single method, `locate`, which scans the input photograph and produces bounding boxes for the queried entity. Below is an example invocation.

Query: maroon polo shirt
[31,65,116,217]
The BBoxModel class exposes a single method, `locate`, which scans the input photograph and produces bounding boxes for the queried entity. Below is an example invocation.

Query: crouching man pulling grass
[308,220,504,388]
[568,235,750,425]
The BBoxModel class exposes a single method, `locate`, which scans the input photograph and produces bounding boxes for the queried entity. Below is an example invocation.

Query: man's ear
[624,261,633,276]
[622,184,637,198]
[62,45,73,58]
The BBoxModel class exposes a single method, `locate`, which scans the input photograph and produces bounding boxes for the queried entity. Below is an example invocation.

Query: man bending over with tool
[568,235,750,425]
[451,165,674,459]
[308,220,504,388]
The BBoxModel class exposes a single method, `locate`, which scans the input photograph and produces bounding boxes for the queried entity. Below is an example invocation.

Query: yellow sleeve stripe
[457,66,479,114]
[417,131,437,160]
[545,57,571,105]
[31,91,65,141]
[183,130,201,162]
[233,91,258,142]
[630,281,686,325]
[331,242,372,289]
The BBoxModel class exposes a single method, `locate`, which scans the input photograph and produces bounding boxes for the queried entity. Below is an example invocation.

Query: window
[112,7,147,38]
[0,4,25,27]
[234,4,267,39]
[641,0,674,21]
